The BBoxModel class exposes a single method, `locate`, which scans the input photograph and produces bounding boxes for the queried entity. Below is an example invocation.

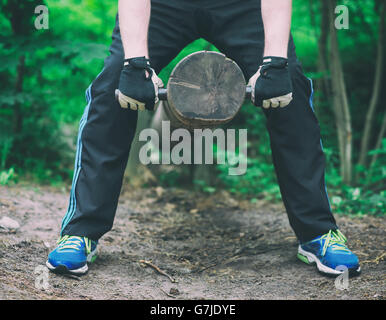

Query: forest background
[0,0,384,216]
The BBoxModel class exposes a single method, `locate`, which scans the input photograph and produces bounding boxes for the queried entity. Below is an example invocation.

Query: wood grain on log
[166,51,246,130]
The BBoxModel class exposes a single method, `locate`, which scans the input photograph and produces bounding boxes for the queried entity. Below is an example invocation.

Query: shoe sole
[45,248,97,276]
[297,245,361,277]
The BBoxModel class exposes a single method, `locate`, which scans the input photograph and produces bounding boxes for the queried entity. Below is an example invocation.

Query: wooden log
[165,51,246,130]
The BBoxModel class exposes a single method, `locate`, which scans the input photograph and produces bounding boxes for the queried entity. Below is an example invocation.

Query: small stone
[155,186,164,197]
[0,216,20,230]
[169,288,180,296]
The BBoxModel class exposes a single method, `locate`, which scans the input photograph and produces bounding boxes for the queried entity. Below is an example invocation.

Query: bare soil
[0,184,385,300]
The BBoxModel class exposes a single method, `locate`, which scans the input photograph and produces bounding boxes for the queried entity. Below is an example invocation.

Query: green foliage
[323,141,385,216]
[330,187,385,216]
[158,169,181,188]
[217,158,281,201]
[0,0,111,183]
[0,168,15,185]
[193,180,217,194]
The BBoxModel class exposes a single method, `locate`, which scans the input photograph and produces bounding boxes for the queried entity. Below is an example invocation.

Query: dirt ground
[0,184,385,300]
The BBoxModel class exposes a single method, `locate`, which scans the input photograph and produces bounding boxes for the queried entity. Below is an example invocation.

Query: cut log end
[167,51,246,129]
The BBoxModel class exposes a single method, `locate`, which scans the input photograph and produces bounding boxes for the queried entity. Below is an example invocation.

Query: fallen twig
[362,252,386,265]
[195,261,219,274]
[160,288,177,298]
[139,260,178,283]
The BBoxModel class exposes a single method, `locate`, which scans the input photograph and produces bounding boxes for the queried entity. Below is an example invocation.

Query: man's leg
[59,17,136,241]
[205,0,337,243]
[61,2,199,241]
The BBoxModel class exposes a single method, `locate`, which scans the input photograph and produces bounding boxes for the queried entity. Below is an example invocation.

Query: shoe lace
[57,235,92,254]
[321,230,349,256]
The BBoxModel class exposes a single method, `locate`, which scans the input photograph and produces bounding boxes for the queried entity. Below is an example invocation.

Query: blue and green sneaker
[297,230,360,276]
[46,235,97,275]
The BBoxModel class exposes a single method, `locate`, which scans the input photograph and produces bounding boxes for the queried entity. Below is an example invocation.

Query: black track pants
[61,0,337,243]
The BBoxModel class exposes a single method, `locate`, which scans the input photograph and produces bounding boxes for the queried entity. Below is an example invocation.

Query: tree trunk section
[315,0,331,118]
[13,55,25,135]
[357,3,385,172]
[368,112,386,178]
[327,0,353,185]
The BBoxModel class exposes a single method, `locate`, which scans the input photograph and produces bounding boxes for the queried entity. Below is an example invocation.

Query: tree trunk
[309,0,331,120]
[357,3,385,172]
[368,112,386,176]
[327,0,353,185]
[13,55,25,135]
[316,0,332,103]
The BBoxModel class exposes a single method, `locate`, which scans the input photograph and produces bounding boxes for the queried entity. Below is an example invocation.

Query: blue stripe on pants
[307,77,332,211]
[60,85,92,234]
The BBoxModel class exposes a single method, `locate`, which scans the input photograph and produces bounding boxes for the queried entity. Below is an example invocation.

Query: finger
[129,102,137,111]
[248,68,262,105]
[248,85,255,104]
[262,100,271,109]
[138,103,145,111]
[127,99,138,111]
[270,98,280,108]
[118,91,135,109]
[156,76,164,88]
[247,73,258,88]
[279,92,293,108]
[151,71,164,106]
[117,91,127,109]
[151,68,164,87]
[126,96,144,111]
[118,98,128,109]
[248,79,256,104]
[247,77,255,87]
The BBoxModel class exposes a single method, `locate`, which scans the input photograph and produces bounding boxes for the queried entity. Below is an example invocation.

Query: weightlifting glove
[116,56,163,111]
[248,56,293,108]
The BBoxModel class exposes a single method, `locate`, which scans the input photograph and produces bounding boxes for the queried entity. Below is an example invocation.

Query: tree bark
[314,0,332,118]
[13,55,25,135]
[318,0,331,93]
[368,112,386,174]
[357,3,385,172]
[327,0,353,184]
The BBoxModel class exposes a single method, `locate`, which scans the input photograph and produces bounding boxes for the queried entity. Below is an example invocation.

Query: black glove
[248,56,293,108]
[116,56,163,111]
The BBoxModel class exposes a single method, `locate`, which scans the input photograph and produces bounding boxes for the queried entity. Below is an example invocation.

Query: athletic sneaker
[297,229,360,276]
[46,235,97,275]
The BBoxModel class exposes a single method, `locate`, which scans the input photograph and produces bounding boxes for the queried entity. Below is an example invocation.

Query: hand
[248,56,293,109]
[116,56,163,111]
